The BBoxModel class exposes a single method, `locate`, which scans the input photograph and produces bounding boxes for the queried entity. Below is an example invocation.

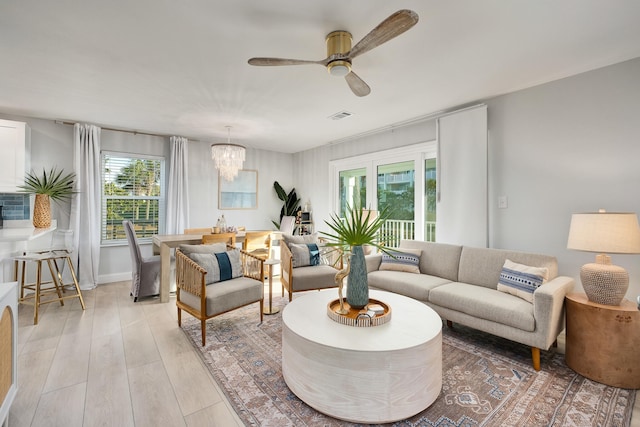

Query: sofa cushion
[379,249,422,273]
[180,276,263,316]
[458,246,558,289]
[429,282,535,331]
[398,240,462,281]
[188,250,242,285]
[497,259,549,303]
[368,270,450,302]
[290,243,320,267]
[179,243,227,255]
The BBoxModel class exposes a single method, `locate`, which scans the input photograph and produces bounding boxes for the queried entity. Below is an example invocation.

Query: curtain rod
[55,120,201,141]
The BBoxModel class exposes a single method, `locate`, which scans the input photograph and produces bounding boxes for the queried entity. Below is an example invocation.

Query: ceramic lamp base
[580,262,628,306]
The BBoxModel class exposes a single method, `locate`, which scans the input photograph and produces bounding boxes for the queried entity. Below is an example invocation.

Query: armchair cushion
[290,243,321,267]
[188,250,242,285]
[180,277,263,317]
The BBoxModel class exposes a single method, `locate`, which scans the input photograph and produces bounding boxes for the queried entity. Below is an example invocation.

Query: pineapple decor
[19,168,76,228]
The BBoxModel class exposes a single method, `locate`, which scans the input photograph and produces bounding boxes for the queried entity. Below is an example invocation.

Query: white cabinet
[0,119,30,193]
[0,282,18,427]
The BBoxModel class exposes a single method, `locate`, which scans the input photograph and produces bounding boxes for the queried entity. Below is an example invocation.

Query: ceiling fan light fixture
[211,126,246,181]
[327,60,351,77]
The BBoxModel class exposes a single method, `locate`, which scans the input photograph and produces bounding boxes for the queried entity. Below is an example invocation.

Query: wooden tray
[327,298,391,327]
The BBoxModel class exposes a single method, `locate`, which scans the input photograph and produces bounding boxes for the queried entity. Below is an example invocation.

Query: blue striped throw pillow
[497,259,549,303]
[379,249,422,273]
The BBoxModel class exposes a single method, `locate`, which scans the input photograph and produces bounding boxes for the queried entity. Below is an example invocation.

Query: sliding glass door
[330,142,436,247]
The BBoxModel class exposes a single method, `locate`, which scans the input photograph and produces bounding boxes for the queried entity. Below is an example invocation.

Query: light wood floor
[9,281,640,426]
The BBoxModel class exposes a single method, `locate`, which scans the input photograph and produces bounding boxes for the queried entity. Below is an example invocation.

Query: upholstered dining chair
[202,232,236,246]
[280,216,296,235]
[123,220,175,301]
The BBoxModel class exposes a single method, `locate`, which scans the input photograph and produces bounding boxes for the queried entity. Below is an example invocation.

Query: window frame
[100,150,166,246]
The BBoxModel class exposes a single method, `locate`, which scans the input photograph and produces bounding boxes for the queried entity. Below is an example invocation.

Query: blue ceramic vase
[346,245,368,309]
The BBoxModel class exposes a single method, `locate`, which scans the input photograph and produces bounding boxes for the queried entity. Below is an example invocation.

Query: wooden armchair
[280,239,341,302]
[176,248,264,346]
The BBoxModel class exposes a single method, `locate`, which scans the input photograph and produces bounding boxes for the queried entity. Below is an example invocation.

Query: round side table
[565,292,640,389]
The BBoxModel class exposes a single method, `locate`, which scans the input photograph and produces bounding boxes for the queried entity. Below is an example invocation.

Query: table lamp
[567,210,640,305]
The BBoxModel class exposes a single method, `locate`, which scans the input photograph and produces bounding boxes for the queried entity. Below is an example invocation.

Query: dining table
[152,230,282,303]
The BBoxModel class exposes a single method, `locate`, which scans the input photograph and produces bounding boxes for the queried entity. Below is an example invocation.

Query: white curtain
[436,104,488,247]
[165,136,190,234]
[70,123,101,289]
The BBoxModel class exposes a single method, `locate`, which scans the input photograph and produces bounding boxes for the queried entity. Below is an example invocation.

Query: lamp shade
[567,211,640,254]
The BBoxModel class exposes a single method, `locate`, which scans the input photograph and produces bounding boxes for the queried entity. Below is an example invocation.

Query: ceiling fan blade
[345,71,371,97]
[248,57,326,66]
[348,9,419,59]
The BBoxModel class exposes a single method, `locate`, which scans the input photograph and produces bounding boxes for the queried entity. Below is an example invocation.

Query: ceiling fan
[248,9,419,97]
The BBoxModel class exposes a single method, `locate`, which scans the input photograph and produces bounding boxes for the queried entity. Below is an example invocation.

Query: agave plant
[19,167,76,201]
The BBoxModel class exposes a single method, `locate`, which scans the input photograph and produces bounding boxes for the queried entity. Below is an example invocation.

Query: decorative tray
[327,298,391,327]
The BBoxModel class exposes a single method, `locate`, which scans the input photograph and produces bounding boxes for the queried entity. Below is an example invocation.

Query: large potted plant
[271,181,301,229]
[321,204,391,309]
[19,167,76,228]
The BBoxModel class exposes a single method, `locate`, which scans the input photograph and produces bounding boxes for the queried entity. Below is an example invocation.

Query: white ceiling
[1,1,639,153]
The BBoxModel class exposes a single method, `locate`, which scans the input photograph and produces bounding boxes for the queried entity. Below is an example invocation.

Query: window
[101,152,165,244]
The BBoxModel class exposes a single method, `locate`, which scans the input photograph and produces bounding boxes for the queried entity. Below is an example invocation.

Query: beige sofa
[366,240,575,370]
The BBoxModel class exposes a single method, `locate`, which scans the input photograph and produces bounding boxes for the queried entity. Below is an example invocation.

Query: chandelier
[211,126,246,181]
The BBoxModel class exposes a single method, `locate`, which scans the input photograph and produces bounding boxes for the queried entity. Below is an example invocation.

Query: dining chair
[184,227,214,234]
[124,220,175,301]
[202,232,236,246]
[280,216,296,235]
[242,231,272,260]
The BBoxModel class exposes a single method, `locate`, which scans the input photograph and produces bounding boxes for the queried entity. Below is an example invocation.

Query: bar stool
[13,230,85,324]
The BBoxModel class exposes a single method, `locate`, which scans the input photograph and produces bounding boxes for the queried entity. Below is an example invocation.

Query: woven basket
[33,194,52,228]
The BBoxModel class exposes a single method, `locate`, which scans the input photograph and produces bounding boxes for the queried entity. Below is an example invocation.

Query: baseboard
[99,272,131,284]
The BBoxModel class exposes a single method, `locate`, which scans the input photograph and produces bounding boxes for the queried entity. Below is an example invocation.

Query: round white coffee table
[282,289,442,424]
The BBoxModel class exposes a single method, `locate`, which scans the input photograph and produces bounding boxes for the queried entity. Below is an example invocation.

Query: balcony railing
[380,219,436,247]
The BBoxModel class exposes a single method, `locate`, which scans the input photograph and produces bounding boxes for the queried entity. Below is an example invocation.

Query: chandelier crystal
[211,126,246,181]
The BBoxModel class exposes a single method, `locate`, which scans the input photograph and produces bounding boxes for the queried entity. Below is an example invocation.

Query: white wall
[294,57,640,301]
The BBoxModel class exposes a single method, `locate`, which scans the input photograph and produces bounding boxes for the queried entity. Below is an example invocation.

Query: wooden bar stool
[13,249,85,325]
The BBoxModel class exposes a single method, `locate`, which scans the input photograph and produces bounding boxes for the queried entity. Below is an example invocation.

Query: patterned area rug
[181,293,636,426]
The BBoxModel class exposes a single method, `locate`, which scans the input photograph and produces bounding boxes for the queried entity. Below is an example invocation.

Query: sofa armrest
[366,254,383,273]
[532,275,575,348]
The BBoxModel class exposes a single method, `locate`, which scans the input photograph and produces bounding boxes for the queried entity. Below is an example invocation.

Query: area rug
[181,294,636,426]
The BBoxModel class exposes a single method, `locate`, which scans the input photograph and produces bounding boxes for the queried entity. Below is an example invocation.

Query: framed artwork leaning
[218,169,258,209]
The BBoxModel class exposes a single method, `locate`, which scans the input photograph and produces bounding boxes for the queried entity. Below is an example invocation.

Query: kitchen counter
[0,220,56,242]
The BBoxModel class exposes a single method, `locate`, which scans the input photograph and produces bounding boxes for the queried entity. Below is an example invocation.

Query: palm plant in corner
[321,203,392,309]
[19,167,76,228]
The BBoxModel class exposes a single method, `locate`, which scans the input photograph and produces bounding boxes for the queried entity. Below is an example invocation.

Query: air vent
[328,110,353,120]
